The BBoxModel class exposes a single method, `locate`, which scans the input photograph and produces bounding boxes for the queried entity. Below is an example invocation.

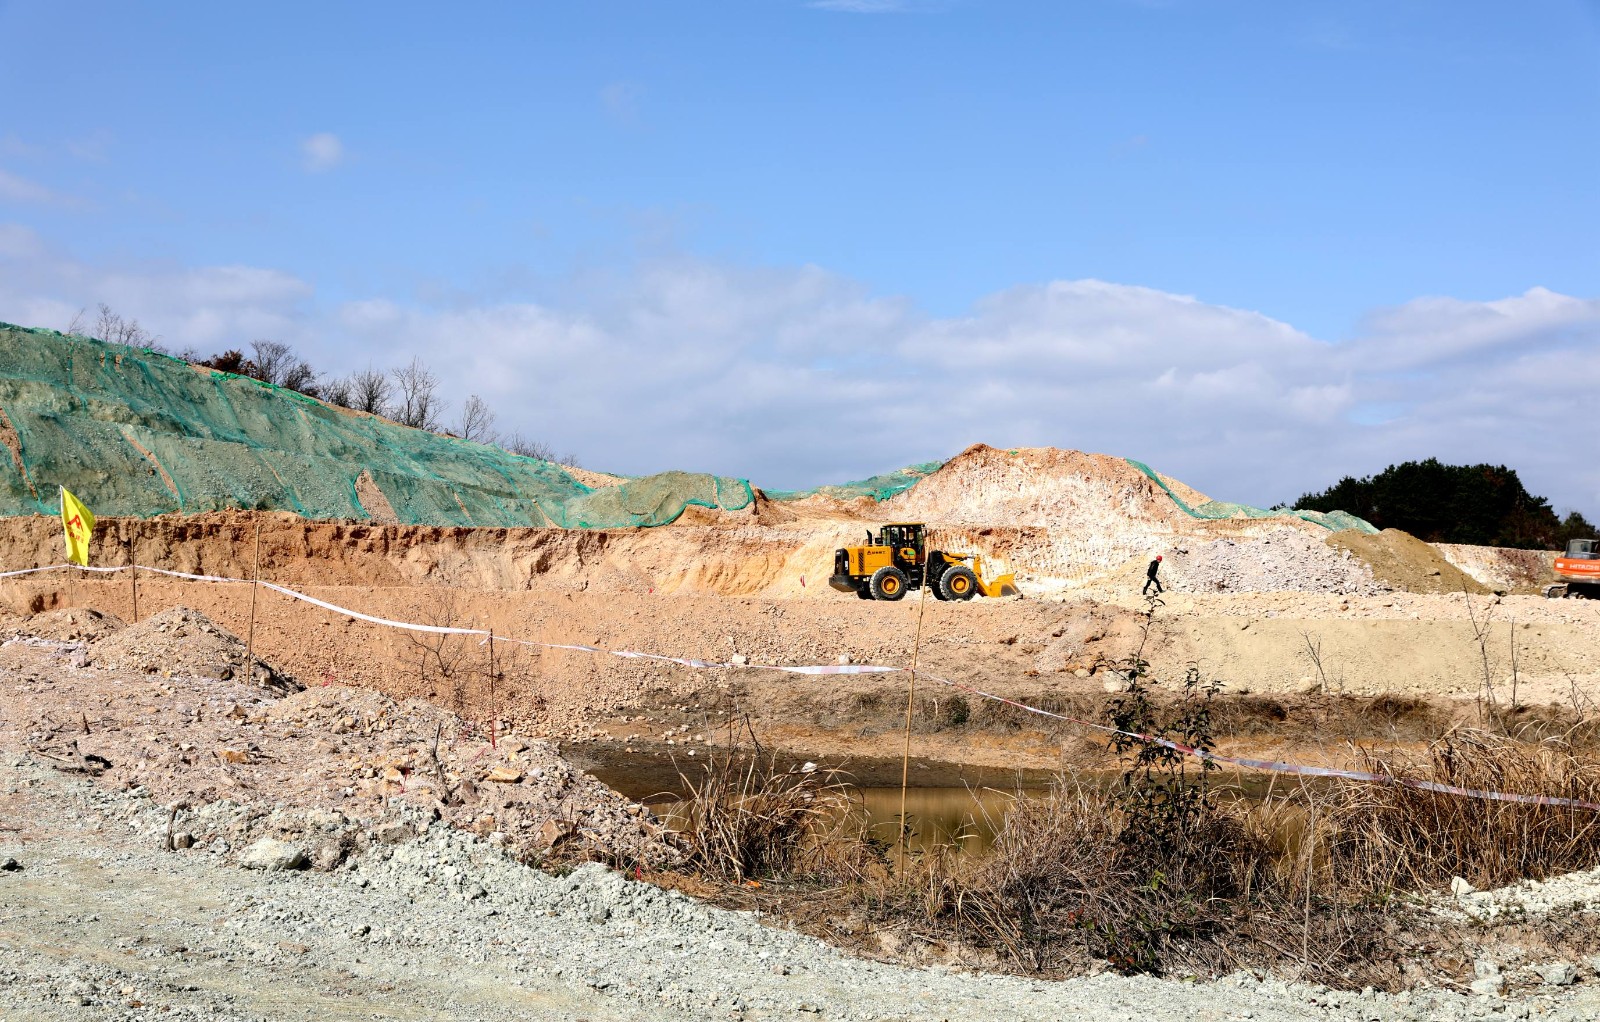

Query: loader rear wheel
[939,566,978,601]
[870,566,908,601]
[856,586,874,600]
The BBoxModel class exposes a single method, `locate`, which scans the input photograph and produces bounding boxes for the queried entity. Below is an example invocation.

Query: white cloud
[1,132,111,163]
[0,168,84,209]
[300,133,345,173]
[0,226,1596,515]
[0,135,46,160]
[0,228,313,351]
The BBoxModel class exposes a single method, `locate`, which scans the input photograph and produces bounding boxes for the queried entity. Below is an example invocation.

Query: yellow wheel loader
[828,522,1018,602]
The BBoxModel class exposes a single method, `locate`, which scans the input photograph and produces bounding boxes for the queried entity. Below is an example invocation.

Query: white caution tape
[260,582,487,636]
[9,557,1600,812]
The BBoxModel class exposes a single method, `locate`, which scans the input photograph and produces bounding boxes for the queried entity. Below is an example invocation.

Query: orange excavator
[1546,538,1600,599]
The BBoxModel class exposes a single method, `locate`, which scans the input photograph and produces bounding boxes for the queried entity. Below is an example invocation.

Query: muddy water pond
[573,741,1293,858]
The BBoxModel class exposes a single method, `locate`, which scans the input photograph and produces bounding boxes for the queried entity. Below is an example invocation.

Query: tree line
[67,305,578,466]
[1294,458,1594,551]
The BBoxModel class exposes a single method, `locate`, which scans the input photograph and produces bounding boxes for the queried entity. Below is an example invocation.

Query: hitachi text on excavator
[1546,538,1600,599]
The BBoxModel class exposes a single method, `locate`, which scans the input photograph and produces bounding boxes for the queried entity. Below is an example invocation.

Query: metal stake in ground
[245,512,262,680]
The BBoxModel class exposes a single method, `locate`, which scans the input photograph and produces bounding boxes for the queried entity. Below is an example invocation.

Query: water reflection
[849,785,1046,857]
[645,778,1300,862]
[647,784,1046,859]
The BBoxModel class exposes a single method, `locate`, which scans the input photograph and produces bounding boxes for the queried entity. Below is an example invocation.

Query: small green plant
[1093,660,1230,974]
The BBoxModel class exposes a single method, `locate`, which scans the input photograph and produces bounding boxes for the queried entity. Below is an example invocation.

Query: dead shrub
[1320,728,1600,894]
[671,754,860,883]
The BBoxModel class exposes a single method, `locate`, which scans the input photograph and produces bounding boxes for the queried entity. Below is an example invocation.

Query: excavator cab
[1548,538,1600,599]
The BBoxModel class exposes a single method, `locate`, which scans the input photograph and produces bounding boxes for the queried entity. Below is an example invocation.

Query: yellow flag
[60,486,95,567]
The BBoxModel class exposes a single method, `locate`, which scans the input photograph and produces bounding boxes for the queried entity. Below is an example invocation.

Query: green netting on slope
[1125,458,1377,534]
[765,461,944,502]
[551,471,753,528]
[0,323,754,528]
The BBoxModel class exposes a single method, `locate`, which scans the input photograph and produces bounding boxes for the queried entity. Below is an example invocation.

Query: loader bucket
[978,573,1018,598]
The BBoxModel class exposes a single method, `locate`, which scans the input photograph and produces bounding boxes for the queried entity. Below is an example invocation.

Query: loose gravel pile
[87,606,298,694]
[0,607,126,644]
[1,620,680,870]
[1169,528,1387,596]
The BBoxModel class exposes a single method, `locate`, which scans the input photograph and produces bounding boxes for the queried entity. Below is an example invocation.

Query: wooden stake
[245,513,262,680]
[897,532,933,876]
[487,630,498,749]
[127,530,139,624]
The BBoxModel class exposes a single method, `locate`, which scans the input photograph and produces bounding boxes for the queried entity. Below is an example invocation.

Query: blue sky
[2,0,1598,514]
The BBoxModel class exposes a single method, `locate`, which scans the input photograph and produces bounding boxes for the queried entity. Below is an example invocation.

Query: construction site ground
[2,536,1593,779]
[3,444,1600,1019]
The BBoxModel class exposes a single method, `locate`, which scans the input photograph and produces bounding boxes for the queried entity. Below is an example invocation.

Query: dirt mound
[6,607,125,643]
[88,606,300,694]
[0,632,680,870]
[1157,471,1213,508]
[261,687,679,866]
[883,443,1193,530]
[1327,529,1490,595]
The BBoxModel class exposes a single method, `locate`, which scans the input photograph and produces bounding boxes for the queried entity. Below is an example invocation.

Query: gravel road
[5,757,1598,1022]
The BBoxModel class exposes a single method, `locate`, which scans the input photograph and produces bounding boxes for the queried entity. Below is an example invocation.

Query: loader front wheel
[939,566,978,601]
[870,566,908,602]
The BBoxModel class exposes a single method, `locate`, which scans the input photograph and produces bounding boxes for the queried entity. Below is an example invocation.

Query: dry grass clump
[670,754,860,883]
[948,780,1277,975]
[1319,728,1600,895]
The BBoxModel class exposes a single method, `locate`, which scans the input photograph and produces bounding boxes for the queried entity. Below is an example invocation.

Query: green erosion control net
[0,323,752,528]
[1125,458,1377,534]
[765,461,944,502]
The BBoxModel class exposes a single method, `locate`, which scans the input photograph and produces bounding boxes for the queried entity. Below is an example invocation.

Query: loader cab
[877,523,926,568]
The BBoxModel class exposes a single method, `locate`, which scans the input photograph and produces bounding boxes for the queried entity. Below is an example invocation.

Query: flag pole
[61,486,76,610]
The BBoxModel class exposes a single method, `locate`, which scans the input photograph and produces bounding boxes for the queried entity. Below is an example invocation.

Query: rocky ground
[6,607,1600,1019]
[0,609,678,871]
[9,750,1600,1022]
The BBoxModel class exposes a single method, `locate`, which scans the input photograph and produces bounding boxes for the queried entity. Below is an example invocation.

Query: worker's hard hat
[1156,555,1163,561]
